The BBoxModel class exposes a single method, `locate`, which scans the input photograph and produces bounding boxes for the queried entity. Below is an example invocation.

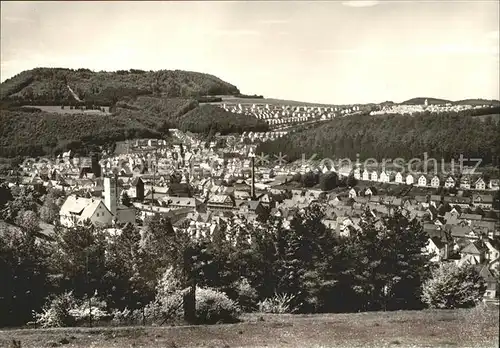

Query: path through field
[67,85,83,102]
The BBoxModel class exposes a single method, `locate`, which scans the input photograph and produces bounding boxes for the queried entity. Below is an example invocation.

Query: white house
[362,169,370,181]
[60,195,113,227]
[430,176,440,188]
[370,171,378,182]
[474,178,486,190]
[379,171,390,183]
[417,175,427,187]
[353,168,361,180]
[406,174,415,185]
[395,172,403,184]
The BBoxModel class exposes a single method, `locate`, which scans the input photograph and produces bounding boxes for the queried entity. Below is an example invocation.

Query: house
[474,177,486,191]
[430,175,440,188]
[444,176,456,188]
[426,231,451,262]
[60,195,113,227]
[406,174,415,185]
[362,170,370,181]
[370,171,379,182]
[364,187,374,196]
[459,240,487,265]
[129,177,145,201]
[353,168,361,180]
[489,179,499,190]
[395,172,404,184]
[477,265,497,299]
[348,187,358,199]
[460,176,471,189]
[484,238,500,265]
[379,171,390,183]
[237,200,265,216]
[472,194,493,209]
[417,175,428,187]
[207,194,236,212]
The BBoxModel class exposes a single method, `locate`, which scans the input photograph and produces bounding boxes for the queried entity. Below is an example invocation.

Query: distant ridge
[401,97,500,106]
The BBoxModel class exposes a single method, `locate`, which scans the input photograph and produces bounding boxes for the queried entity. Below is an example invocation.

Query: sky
[1,0,499,104]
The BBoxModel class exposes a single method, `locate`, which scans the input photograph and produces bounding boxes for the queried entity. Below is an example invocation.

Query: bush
[234,278,258,312]
[69,295,111,324]
[36,292,77,328]
[422,263,486,309]
[258,293,299,314]
[195,287,241,324]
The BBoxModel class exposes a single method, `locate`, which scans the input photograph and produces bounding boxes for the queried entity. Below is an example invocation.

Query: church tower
[104,176,117,216]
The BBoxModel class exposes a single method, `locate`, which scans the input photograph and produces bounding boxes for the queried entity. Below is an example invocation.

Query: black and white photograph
[0,1,499,347]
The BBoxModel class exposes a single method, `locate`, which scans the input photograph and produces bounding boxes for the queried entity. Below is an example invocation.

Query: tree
[121,192,131,207]
[0,227,51,326]
[48,223,107,299]
[422,263,486,309]
[104,223,152,310]
[301,172,319,188]
[346,173,358,187]
[142,215,199,323]
[319,172,338,191]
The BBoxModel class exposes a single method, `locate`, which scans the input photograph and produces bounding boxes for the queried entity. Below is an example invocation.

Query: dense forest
[0,68,240,106]
[257,110,500,164]
[178,105,269,135]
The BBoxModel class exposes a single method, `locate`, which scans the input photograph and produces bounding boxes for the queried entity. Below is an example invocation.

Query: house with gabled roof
[379,171,391,183]
[417,175,428,187]
[362,169,370,181]
[430,175,440,188]
[395,172,404,184]
[444,176,456,188]
[474,177,486,191]
[406,174,415,185]
[489,179,499,190]
[370,171,379,182]
[472,194,493,209]
[477,265,497,299]
[60,195,113,227]
[459,240,487,265]
[353,168,361,180]
[460,176,471,189]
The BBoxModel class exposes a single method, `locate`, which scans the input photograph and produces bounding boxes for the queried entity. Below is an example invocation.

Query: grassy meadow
[1,308,498,348]
[23,105,112,115]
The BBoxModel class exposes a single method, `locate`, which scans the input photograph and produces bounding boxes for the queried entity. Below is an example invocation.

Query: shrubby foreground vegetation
[0,185,491,328]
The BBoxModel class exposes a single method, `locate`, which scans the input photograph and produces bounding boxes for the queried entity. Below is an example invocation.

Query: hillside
[256,110,500,164]
[401,97,452,105]
[0,68,240,106]
[0,95,269,157]
[401,97,500,106]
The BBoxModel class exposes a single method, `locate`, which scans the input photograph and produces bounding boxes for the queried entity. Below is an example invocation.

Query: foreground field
[1,309,498,348]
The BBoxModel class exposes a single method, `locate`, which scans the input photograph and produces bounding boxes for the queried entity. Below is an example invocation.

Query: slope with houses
[3,128,499,302]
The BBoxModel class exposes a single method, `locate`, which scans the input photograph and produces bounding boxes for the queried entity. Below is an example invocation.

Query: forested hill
[0,68,240,106]
[256,111,500,165]
[0,99,269,158]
